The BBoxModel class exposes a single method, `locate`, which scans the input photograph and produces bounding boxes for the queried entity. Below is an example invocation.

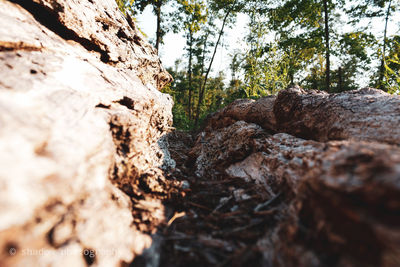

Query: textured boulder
[181,88,400,266]
[11,0,172,90]
[274,87,400,144]
[0,0,173,266]
[203,96,276,132]
[203,87,400,145]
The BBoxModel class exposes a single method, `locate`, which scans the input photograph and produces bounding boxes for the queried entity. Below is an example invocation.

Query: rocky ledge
[0,0,177,266]
[163,87,400,266]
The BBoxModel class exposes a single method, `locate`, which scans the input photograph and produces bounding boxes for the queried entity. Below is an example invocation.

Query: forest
[116,0,400,129]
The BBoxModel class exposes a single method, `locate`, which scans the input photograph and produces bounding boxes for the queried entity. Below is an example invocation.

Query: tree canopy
[116,0,399,130]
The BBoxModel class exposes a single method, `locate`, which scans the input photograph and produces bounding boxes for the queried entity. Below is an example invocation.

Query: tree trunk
[289,71,294,86]
[323,0,331,92]
[155,0,162,54]
[194,8,232,127]
[338,66,343,92]
[187,30,193,120]
[203,86,400,145]
[378,0,392,91]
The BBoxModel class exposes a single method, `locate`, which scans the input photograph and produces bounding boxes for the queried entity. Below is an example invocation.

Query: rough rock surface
[11,0,172,90]
[202,96,276,132]
[159,88,400,266]
[274,87,400,144]
[0,0,175,266]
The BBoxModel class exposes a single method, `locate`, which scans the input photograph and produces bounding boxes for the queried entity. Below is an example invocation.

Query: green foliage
[173,0,208,33]
[383,39,400,94]
[243,44,291,97]
[119,0,399,130]
[347,0,399,91]
[115,0,135,15]
[163,65,227,130]
[346,0,393,19]
[115,0,175,50]
[162,67,193,130]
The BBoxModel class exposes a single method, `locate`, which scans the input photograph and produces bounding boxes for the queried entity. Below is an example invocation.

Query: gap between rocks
[130,88,400,267]
[124,128,293,267]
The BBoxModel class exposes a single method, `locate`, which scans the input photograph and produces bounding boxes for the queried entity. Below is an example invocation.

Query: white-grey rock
[0,0,173,266]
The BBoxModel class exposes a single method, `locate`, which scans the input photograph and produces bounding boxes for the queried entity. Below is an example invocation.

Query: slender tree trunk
[187,30,193,120]
[194,8,232,127]
[338,67,343,92]
[155,1,162,53]
[323,0,331,92]
[200,33,209,76]
[289,71,294,86]
[378,0,392,91]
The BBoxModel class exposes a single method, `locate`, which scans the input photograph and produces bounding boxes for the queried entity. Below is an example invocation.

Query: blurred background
[116,0,400,129]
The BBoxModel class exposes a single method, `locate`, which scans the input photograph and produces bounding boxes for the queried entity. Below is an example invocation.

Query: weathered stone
[0,0,173,266]
[274,87,400,145]
[205,87,400,146]
[203,96,276,132]
[184,88,400,266]
[14,0,172,90]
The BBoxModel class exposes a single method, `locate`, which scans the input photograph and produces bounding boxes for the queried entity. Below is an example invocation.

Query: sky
[136,4,400,87]
[136,6,249,77]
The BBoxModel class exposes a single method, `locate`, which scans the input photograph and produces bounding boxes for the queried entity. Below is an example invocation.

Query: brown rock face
[175,88,400,266]
[12,0,172,90]
[0,0,174,266]
[202,96,276,132]
[274,87,400,144]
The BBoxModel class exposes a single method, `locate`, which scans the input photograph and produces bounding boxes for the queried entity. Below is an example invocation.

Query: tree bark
[0,0,174,266]
[203,87,400,145]
[189,116,400,266]
[338,66,343,92]
[378,0,392,90]
[187,30,193,120]
[194,8,232,127]
[155,0,162,53]
[323,0,331,92]
[273,87,400,145]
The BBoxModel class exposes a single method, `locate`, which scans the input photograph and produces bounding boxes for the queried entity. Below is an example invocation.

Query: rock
[12,0,172,90]
[0,0,173,266]
[274,87,400,144]
[204,87,400,146]
[256,136,400,266]
[184,88,400,266]
[203,96,276,132]
[190,121,269,178]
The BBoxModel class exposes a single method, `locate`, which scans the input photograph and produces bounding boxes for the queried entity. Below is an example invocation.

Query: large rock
[202,96,276,132]
[0,0,174,266]
[274,87,400,144]
[184,88,400,266]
